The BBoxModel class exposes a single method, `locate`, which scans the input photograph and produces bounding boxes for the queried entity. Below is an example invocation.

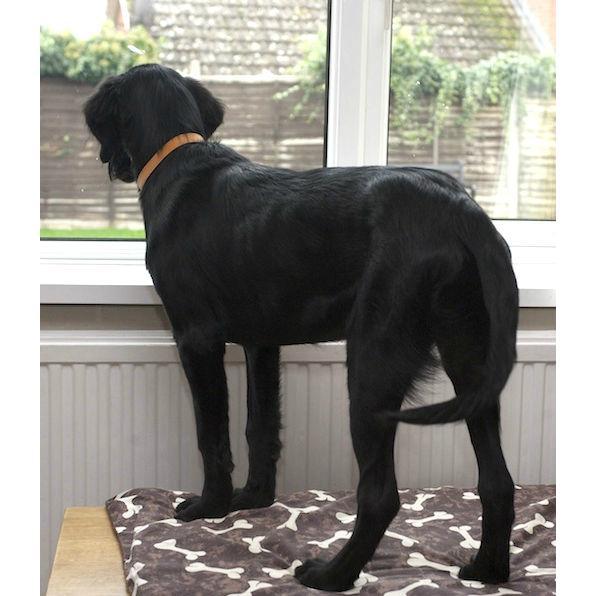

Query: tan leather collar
[136,132,204,191]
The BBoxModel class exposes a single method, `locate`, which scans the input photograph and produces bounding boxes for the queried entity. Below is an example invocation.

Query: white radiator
[40,330,555,591]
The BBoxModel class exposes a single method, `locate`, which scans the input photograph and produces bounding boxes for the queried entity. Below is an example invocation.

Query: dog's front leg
[174,341,234,522]
[230,346,281,511]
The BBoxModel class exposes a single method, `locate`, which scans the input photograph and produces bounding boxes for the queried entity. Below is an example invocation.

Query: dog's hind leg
[459,405,514,583]
[296,305,433,591]
[432,265,514,583]
[174,341,234,522]
[230,345,281,511]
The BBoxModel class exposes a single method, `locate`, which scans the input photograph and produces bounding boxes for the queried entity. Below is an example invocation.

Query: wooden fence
[40,77,555,229]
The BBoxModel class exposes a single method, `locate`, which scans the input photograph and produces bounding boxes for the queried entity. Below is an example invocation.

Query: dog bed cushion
[106,485,555,595]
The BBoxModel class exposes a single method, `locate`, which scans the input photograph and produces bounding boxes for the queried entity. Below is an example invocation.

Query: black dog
[85,63,518,591]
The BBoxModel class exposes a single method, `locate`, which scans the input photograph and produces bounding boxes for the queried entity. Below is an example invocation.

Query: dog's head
[84,64,225,183]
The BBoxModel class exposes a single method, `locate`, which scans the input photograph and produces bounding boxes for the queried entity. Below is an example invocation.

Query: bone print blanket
[106,485,555,595]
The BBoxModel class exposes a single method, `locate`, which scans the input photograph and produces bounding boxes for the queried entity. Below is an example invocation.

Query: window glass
[40,0,329,239]
[388,0,556,220]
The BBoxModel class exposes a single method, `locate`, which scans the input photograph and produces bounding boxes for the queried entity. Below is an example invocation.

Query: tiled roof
[397,0,533,64]
[136,0,537,76]
[142,0,327,76]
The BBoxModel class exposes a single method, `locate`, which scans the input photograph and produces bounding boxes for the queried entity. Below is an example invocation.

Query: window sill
[40,260,554,307]
[40,221,555,308]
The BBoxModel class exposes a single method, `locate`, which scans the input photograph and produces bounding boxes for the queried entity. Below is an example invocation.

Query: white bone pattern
[383,578,439,596]
[262,560,302,578]
[115,526,126,534]
[125,539,143,564]
[242,535,271,554]
[462,492,480,500]
[525,564,556,577]
[531,498,550,506]
[309,489,336,501]
[468,589,522,596]
[449,525,480,549]
[185,561,245,579]
[449,525,522,554]
[226,580,273,596]
[407,552,484,589]
[402,493,436,511]
[115,493,143,519]
[202,519,253,535]
[172,497,186,509]
[384,530,419,547]
[134,518,183,534]
[509,540,523,555]
[406,511,454,527]
[154,538,206,560]
[308,529,352,549]
[126,561,148,596]
[336,512,357,524]
[203,510,242,523]
[513,513,554,534]
[273,502,319,531]
[343,571,379,595]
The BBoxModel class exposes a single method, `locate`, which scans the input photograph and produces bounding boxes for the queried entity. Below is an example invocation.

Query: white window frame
[40,0,555,307]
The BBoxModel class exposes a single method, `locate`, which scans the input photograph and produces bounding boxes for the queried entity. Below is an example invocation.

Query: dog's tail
[386,204,519,426]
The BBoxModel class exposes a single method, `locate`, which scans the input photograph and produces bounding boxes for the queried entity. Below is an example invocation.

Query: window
[40,0,330,239]
[387,0,556,220]
[40,0,555,306]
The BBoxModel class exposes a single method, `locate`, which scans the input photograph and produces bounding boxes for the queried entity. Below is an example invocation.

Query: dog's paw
[458,555,510,584]
[295,558,355,592]
[229,487,274,512]
[174,496,230,522]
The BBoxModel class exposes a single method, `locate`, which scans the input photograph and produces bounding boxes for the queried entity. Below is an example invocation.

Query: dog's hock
[513,513,554,534]
[405,511,454,527]
[383,578,439,596]
[308,529,352,549]
[402,492,436,512]
[262,560,302,579]
[185,561,245,579]
[154,538,206,560]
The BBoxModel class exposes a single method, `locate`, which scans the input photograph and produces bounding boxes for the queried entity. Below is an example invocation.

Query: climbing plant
[40,23,160,84]
[286,25,555,144]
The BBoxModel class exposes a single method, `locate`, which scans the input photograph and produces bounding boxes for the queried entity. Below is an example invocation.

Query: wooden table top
[47,507,128,596]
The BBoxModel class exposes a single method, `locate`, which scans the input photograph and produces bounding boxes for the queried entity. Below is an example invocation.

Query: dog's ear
[84,75,134,183]
[84,76,121,163]
[184,77,225,138]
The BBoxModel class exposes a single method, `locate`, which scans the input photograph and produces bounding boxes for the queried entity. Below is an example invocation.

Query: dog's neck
[123,115,207,187]
[136,132,204,191]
